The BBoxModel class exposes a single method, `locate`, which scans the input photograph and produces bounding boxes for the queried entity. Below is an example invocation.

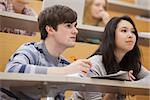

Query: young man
[3,5,91,99]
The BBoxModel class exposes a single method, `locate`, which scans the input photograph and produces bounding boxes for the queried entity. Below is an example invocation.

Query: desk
[0,11,39,32]
[0,72,149,98]
[0,11,150,40]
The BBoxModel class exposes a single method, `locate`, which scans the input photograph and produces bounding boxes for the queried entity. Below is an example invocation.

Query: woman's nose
[128,32,133,38]
[99,6,104,11]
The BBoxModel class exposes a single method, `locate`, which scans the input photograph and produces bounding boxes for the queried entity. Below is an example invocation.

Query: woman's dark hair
[94,15,141,78]
[38,5,77,40]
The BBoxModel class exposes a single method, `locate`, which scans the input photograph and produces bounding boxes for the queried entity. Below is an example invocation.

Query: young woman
[73,15,150,100]
[83,0,110,26]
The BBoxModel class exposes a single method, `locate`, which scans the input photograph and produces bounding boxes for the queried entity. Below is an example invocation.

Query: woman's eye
[121,29,127,32]
[131,30,135,34]
[95,4,100,7]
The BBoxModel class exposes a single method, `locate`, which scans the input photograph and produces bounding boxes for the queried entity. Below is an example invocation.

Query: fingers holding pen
[75,59,92,74]
[79,59,92,67]
[80,62,91,74]
[67,59,92,74]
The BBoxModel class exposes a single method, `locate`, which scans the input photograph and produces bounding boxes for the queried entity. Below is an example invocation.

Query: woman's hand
[128,70,136,81]
[99,11,110,24]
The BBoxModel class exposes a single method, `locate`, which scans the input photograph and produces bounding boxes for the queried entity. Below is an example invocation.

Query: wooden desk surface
[0,72,149,97]
[0,11,150,39]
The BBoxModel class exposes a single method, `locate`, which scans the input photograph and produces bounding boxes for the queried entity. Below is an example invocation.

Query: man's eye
[66,24,72,28]
[64,22,77,28]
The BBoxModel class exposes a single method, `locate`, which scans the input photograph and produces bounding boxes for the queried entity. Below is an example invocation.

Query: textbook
[91,71,130,81]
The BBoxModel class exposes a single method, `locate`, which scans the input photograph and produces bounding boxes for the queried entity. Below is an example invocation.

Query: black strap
[0,88,20,100]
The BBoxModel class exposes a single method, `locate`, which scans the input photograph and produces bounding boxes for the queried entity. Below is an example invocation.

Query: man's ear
[45,25,55,35]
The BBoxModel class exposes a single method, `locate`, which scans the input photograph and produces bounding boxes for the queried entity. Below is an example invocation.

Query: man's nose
[72,27,78,34]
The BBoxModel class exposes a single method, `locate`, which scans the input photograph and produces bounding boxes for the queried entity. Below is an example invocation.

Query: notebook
[91,71,130,81]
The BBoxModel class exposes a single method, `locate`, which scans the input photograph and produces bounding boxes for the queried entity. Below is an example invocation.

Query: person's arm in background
[0,0,7,11]
[21,5,37,36]
[23,6,37,16]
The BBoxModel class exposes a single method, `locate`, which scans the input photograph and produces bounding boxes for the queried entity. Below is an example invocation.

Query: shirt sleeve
[5,43,48,74]
[88,55,107,77]
[137,66,150,80]
[72,55,105,100]
[23,7,37,16]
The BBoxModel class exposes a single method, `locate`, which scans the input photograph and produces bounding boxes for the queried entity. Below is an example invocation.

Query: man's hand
[67,59,92,75]
[47,59,91,75]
